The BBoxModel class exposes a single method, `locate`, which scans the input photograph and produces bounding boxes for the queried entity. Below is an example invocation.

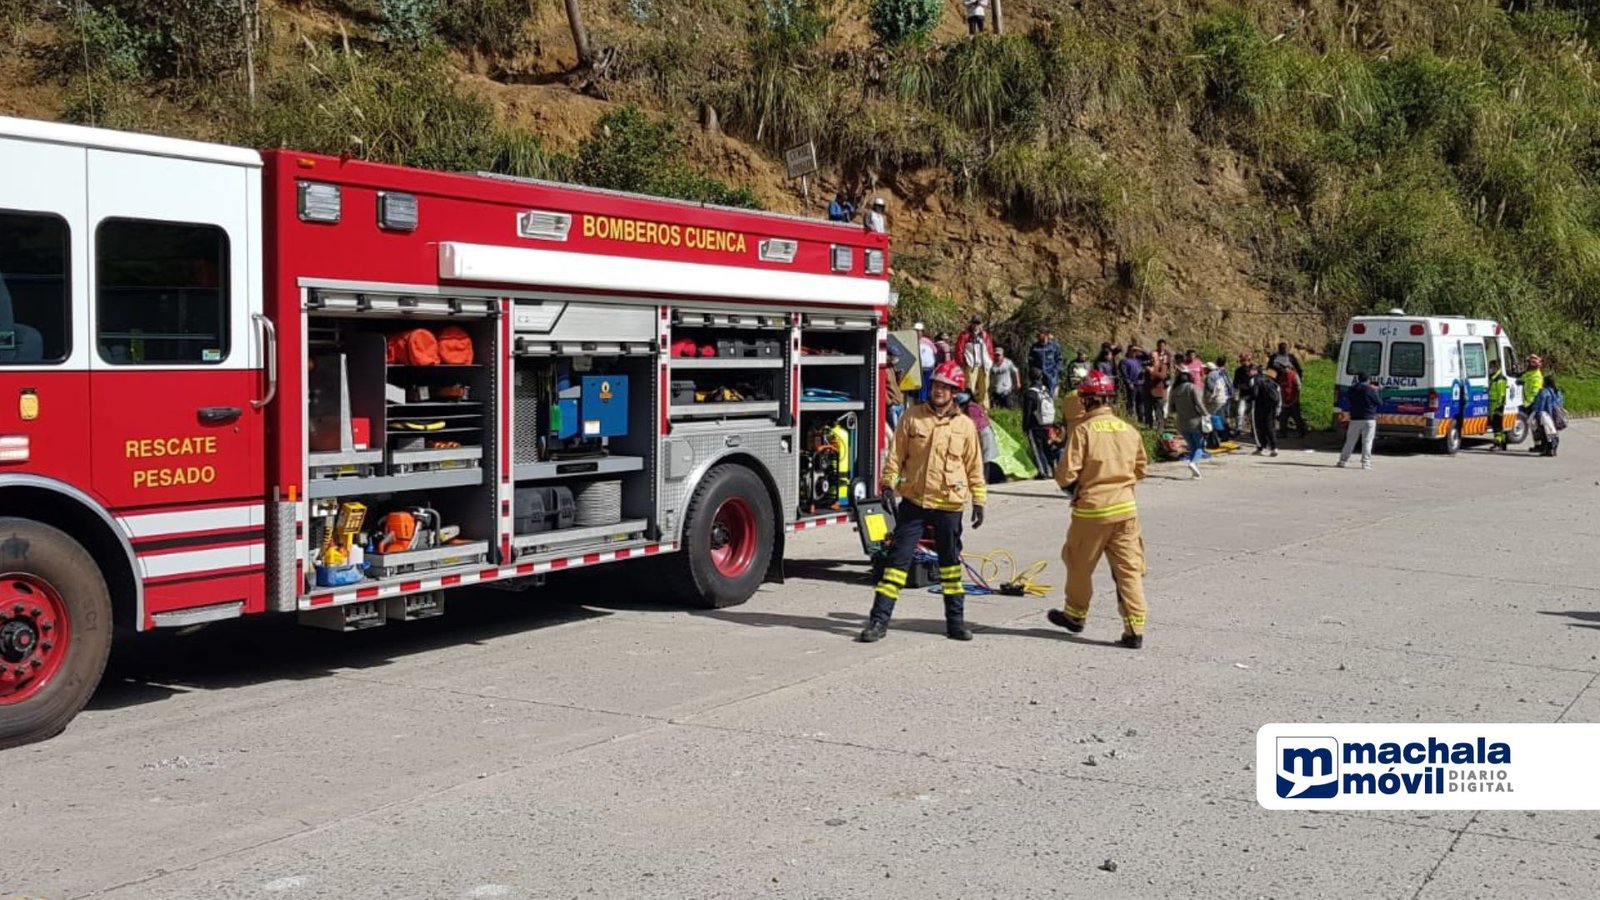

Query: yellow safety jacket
[1055,405,1147,523]
[883,402,987,511]
[1519,368,1543,407]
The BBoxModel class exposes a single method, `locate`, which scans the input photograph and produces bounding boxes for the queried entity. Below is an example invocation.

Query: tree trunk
[564,0,594,68]
[992,0,1003,34]
[238,0,257,107]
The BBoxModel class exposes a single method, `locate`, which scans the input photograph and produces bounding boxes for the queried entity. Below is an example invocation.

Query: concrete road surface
[5,423,1600,899]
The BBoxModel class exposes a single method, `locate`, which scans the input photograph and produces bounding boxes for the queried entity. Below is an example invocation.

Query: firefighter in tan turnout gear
[1046,369,1151,649]
[860,361,987,643]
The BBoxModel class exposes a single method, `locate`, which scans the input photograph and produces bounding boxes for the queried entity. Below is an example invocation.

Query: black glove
[971,505,985,529]
[1060,481,1077,498]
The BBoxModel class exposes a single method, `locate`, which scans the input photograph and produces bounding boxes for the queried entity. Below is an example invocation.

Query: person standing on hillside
[914,322,937,403]
[955,315,994,404]
[864,197,889,234]
[863,361,986,643]
[1182,349,1205,393]
[991,346,1020,409]
[1487,359,1509,451]
[1145,341,1170,427]
[1270,341,1303,378]
[1204,358,1233,441]
[963,0,988,35]
[1067,348,1090,389]
[1249,367,1282,456]
[1232,352,1254,436]
[1046,370,1150,650]
[885,342,906,429]
[828,192,856,223]
[1277,364,1308,439]
[1118,345,1146,423]
[1029,328,1064,394]
[1023,367,1058,478]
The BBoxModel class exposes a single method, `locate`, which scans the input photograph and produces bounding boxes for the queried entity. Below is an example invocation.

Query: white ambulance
[1333,312,1526,454]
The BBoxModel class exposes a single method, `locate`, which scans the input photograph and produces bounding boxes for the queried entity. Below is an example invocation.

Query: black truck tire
[0,517,114,750]
[666,464,775,609]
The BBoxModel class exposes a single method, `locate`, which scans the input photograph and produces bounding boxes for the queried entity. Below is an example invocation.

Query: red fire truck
[0,115,891,748]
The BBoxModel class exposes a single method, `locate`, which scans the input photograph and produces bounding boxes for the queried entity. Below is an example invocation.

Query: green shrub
[936,34,1047,133]
[65,5,152,82]
[572,105,760,208]
[725,0,834,147]
[869,0,940,47]
[435,0,534,56]
[378,0,438,47]
[889,279,961,333]
[93,0,245,81]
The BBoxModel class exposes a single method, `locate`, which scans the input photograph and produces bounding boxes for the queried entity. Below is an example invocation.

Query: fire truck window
[96,218,229,365]
[0,209,70,365]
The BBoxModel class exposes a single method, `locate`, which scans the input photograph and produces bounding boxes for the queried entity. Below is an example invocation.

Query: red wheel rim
[0,573,71,705]
[708,497,757,578]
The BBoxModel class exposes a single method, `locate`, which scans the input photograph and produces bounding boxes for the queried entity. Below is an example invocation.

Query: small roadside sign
[784,142,818,180]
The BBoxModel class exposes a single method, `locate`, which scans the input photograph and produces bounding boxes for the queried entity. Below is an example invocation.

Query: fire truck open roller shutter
[438,242,890,308]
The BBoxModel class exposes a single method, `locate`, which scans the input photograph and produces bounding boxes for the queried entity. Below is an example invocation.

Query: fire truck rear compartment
[299,309,502,629]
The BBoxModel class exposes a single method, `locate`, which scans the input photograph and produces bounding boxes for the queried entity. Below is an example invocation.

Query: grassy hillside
[2,0,1599,373]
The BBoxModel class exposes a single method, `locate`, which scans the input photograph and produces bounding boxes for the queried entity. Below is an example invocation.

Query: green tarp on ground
[993,424,1035,480]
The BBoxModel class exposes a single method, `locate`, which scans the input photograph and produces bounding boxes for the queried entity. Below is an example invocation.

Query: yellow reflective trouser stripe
[938,566,962,577]
[1064,606,1088,620]
[1123,615,1146,626]
[875,584,901,601]
[1072,501,1137,520]
[881,567,908,586]
[942,582,963,595]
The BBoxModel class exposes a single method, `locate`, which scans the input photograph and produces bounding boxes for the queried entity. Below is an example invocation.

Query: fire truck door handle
[251,313,277,410]
[198,406,242,425]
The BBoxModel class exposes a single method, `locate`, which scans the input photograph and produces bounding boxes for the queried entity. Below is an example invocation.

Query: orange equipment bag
[437,326,474,365]
[379,511,417,553]
[387,329,440,366]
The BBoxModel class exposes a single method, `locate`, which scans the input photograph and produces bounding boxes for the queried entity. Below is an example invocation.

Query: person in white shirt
[964,0,988,35]
[990,346,1019,408]
[864,197,888,234]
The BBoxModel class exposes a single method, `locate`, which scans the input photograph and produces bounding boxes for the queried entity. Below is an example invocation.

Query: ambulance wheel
[0,518,113,750]
[1509,416,1529,445]
[670,465,775,609]
[1443,420,1462,455]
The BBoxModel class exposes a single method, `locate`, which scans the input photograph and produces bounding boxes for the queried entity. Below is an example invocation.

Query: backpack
[1029,386,1056,425]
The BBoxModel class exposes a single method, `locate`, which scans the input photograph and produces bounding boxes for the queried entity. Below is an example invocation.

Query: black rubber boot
[1119,633,1145,650]
[1549,436,1560,457]
[858,595,894,643]
[1047,608,1085,633]
[944,594,973,641]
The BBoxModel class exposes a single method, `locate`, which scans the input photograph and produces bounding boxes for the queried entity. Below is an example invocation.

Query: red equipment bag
[387,329,440,366]
[437,326,474,365]
[670,338,698,358]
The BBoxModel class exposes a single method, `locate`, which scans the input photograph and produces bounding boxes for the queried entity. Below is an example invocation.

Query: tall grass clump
[247,46,565,179]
